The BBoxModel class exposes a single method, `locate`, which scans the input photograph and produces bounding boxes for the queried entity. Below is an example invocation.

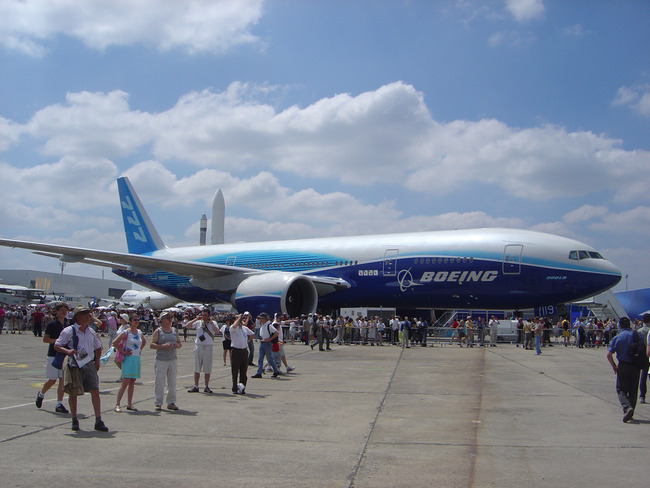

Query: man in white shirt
[54,306,107,432]
[184,307,219,393]
[489,316,500,347]
[229,313,254,394]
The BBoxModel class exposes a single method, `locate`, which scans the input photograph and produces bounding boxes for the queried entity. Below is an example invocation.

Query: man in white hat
[54,306,108,432]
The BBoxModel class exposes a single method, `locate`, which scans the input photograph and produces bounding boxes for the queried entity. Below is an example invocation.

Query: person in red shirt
[32,308,45,337]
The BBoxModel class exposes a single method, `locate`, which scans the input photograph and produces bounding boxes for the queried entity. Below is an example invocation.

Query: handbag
[52,325,78,369]
[51,352,66,370]
[115,332,127,363]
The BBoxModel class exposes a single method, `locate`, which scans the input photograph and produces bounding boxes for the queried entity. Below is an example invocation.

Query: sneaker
[272,371,283,378]
[126,405,138,411]
[286,366,295,373]
[623,408,634,423]
[187,386,200,393]
[252,374,262,378]
[71,418,80,431]
[94,419,109,432]
[35,393,44,409]
[167,403,179,411]
[114,405,123,413]
[55,404,69,414]
[640,396,646,404]
[203,387,213,394]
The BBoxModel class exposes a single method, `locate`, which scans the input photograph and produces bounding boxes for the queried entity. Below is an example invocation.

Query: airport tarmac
[1,334,648,488]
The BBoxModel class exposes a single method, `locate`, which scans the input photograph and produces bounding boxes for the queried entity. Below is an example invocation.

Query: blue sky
[1,0,649,292]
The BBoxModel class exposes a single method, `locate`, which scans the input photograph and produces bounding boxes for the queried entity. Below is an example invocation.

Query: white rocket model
[211,188,225,245]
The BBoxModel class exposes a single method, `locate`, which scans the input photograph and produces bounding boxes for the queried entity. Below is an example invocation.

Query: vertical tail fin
[117,177,166,254]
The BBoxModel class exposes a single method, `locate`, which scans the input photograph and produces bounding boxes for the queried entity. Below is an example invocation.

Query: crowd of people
[3,301,649,429]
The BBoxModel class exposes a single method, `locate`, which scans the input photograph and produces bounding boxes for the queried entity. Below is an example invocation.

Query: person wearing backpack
[54,306,108,432]
[606,317,641,422]
[251,313,282,378]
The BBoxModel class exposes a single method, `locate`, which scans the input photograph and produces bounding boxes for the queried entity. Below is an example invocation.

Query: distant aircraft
[0,284,45,307]
[118,289,180,310]
[0,177,622,316]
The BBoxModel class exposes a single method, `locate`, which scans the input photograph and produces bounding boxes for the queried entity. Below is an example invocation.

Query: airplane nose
[603,261,623,287]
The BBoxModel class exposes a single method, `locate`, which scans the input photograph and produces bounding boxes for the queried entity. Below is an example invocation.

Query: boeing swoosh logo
[397,268,417,292]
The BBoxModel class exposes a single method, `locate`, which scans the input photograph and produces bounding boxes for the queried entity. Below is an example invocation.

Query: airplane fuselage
[113,227,621,313]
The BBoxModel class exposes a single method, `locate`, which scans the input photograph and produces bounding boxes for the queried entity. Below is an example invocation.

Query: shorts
[45,355,63,381]
[194,345,214,374]
[562,330,570,338]
[79,362,100,392]
[222,339,232,351]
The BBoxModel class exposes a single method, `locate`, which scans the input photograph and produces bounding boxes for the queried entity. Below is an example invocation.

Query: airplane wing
[0,238,242,280]
[0,238,350,292]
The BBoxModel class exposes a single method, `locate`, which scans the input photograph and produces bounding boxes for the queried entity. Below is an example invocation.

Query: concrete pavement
[0,334,647,488]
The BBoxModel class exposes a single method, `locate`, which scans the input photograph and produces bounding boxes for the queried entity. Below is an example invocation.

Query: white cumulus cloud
[0,0,264,56]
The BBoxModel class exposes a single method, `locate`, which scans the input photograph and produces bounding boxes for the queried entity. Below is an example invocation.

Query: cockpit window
[569,250,605,260]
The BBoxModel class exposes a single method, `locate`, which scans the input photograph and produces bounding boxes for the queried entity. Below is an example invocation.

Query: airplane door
[503,245,523,274]
[383,249,399,276]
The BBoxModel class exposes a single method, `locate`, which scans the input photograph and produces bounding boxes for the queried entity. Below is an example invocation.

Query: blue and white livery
[0,177,622,316]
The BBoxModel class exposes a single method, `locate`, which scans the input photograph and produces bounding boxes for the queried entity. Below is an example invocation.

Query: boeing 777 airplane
[118,289,180,310]
[0,177,622,316]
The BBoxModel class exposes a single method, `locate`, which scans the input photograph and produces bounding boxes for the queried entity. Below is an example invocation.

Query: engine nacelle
[232,272,318,317]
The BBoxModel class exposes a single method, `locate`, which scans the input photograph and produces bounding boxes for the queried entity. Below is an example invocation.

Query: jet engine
[232,272,318,317]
